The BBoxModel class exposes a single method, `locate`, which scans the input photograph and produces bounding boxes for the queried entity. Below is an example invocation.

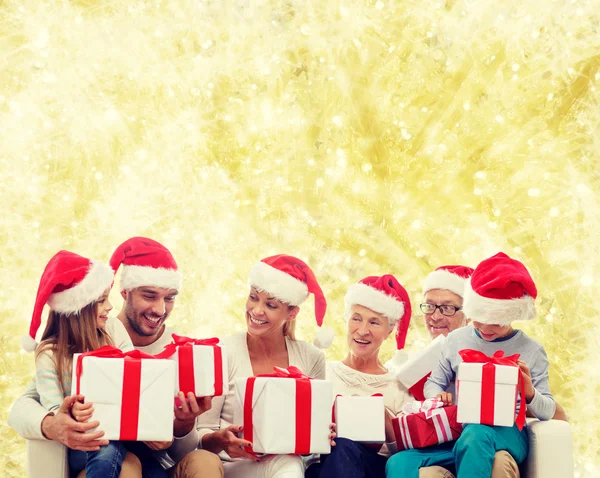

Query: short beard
[125,298,160,337]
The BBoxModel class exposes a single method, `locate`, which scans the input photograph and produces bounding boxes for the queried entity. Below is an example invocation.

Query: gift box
[158,334,227,397]
[395,335,445,400]
[333,395,385,444]
[392,399,462,451]
[233,366,333,454]
[72,346,176,441]
[456,349,526,429]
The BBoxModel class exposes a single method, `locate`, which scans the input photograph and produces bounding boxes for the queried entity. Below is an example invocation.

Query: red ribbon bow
[75,345,162,440]
[156,334,224,397]
[458,349,526,430]
[244,366,314,454]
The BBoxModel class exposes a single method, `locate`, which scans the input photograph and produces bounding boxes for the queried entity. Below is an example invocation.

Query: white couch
[26,419,573,478]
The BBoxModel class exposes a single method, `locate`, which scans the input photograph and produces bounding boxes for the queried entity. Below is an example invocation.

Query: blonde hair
[283,316,296,340]
[35,302,113,396]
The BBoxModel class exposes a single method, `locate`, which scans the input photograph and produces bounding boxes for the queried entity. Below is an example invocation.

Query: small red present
[392,399,462,451]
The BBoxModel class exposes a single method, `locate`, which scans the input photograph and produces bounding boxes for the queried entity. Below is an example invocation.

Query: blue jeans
[69,441,125,478]
[306,437,388,478]
[386,424,528,478]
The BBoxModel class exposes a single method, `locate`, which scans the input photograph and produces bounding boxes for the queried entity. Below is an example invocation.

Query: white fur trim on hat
[463,279,536,326]
[47,260,114,314]
[423,269,468,298]
[248,261,309,306]
[344,283,404,325]
[120,265,182,292]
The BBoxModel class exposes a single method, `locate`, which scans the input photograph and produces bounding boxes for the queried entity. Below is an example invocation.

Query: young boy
[386,252,555,478]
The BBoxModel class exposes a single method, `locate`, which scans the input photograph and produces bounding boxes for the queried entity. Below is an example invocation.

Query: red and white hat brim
[463,279,536,326]
[344,282,404,325]
[248,261,309,306]
[120,265,182,292]
[423,269,467,298]
[47,260,114,314]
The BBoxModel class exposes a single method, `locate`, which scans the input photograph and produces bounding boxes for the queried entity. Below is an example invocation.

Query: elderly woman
[171,254,334,478]
[306,274,413,478]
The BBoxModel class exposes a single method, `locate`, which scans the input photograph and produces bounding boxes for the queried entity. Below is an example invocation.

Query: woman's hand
[71,395,94,423]
[202,425,259,461]
[328,422,337,447]
[436,392,453,406]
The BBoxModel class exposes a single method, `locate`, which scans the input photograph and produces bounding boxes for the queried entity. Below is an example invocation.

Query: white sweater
[327,361,413,456]
[169,333,326,462]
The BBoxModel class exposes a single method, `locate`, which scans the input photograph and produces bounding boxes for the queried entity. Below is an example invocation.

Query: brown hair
[35,302,113,396]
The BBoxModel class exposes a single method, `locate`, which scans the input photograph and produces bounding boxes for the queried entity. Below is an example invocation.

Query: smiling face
[422,289,466,338]
[472,321,515,341]
[95,288,113,329]
[346,304,393,360]
[245,287,298,338]
[121,286,178,338]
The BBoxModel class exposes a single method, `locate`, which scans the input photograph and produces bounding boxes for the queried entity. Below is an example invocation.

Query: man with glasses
[416,264,566,478]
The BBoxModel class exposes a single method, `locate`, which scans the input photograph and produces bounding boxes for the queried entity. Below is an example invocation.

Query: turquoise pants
[386,424,528,478]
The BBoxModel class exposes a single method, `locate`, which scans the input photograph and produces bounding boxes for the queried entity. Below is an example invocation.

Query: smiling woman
[180,254,332,478]
[305,274,414,478]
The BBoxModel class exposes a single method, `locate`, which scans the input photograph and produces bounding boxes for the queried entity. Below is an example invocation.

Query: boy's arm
[523,347,556,420]
[423,344,455,398]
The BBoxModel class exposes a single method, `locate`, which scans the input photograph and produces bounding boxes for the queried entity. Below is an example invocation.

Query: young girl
[23,250,134,478]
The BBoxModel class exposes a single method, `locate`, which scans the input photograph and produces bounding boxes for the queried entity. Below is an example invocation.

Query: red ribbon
[75,345,161,440]
[458,349,526,430]
[157,334,223,397]
[243,366,313,454]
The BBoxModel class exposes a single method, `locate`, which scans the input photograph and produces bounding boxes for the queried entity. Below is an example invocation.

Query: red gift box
[392,399,462,451]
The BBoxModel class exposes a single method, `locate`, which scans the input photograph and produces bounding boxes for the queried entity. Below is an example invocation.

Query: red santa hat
[248,254,333,348]
[463,252,537,326]
[422,265,474,298]
[110,237,181,292]
[344,274,412,365]
[22,250,115,352]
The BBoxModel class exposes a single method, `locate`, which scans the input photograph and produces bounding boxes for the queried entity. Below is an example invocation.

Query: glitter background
[1,0,599,476]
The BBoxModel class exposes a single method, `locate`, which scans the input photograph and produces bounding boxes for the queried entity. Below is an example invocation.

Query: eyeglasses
[420,303,462,317]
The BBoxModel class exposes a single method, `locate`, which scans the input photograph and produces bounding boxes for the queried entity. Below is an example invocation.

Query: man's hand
[202,425,258,460]
[436,392,453,406]
[517,360,535,402]
[71,395,94,423]
[173,392,213,437]
[41,395,108,451]
[145,440,174,451]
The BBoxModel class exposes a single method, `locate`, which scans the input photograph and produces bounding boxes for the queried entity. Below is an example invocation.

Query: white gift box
[233,375,333,454]
[168,343,228,397]
[334,395,385,444]
[396,335,445,399]
[456,362,519,427]
[72,353,176,441]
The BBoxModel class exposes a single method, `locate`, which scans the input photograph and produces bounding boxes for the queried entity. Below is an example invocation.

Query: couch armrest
[27,439,69,478]
[523,418,573,478]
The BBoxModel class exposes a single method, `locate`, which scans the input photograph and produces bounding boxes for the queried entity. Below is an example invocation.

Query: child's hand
[71,395,94,423]
[436,392,453,406]
[517,360,535,402]
[328,423,337,447]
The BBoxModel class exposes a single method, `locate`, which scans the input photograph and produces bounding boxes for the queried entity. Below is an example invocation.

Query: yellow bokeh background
[1,0,599,476]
